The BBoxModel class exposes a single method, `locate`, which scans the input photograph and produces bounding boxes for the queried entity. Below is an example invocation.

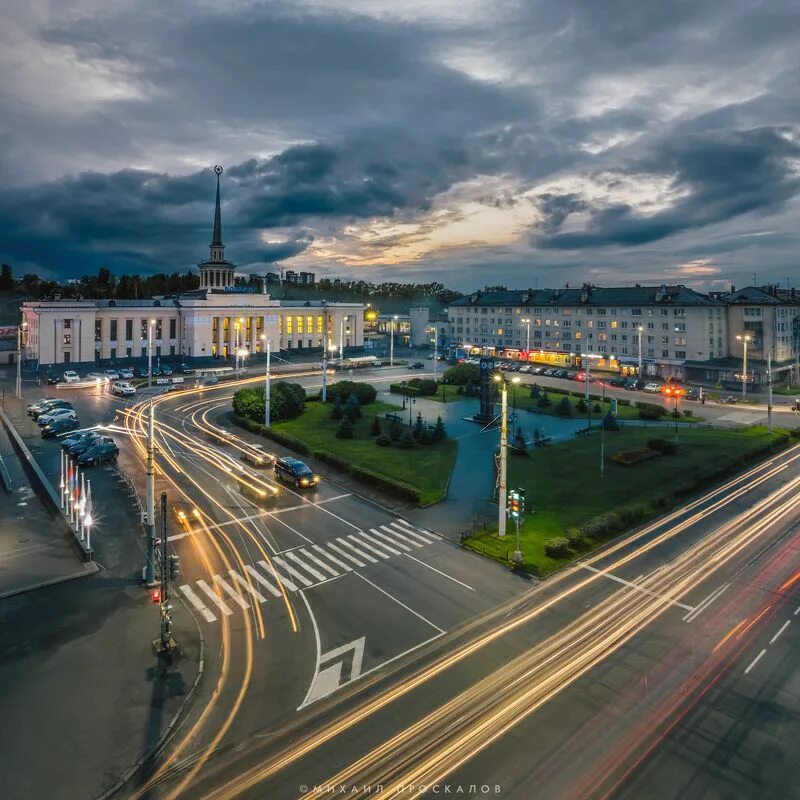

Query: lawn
[269,400,457,506]
[465,425,796,576]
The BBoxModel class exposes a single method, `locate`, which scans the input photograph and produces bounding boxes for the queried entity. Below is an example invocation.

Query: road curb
[0,562,99,600]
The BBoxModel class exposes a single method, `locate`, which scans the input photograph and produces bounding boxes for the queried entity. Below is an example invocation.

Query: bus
[329,356,383,371]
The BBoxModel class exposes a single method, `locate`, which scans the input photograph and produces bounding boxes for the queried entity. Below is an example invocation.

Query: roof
[449,284,721,308]
[719,285,800,306]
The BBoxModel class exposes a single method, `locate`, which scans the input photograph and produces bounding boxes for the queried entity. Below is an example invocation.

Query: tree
[389,418,403,441]
[576,397,589,414]
[413,411,424,439]
[432,416,446,442]
[331,395,344,420]
[369,416,382,436]
[232,383,306,423]
[512,428,528,454]
[325,381,377,405]
[593,402,602,414]
[537,391,551,409]
[555,396,573,417]
[530,383,540,399]
[336,417,354,439]
[345,392,362,420]
[399,430,415,449]
[602,411,620,431]
[443,363,480,385]
[0,264,13,291]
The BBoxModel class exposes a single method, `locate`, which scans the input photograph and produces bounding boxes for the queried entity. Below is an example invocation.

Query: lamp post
[736,333,752,401]
[340,317,345,361]
[522,318,530,360]
[15,317,26,399]
[767,350,773,433]
[148,319,155,389]
[321,339,330,402]
[144,397,156,585]
[432,326,438,381]
[494,374,520,538]
[637,325,643,386]
[390,315,398,366]
[582,353,600,429]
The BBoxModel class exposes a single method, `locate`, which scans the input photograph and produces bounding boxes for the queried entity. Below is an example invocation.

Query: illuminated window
[286,316,293,334]
[317,315,323,333]
[296,316,304,334]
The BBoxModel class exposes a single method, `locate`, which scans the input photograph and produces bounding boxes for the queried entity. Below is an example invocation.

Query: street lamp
[15,317,27,399]
[493,373,520,539]
[263,340,271,429]
[736,333,753,401]
[390,315,398,366]
[148,319,156,389]
[521,318,530,361]
[637,325,643,386]
[582,352,601,429]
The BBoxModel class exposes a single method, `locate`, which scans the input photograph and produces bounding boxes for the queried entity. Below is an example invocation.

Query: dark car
[41,417,80,438]
[77,441,119,466]
[45,374,63,385]
[623,378,640,390]
[409,362,424,370]
[609,377,627,388]
[178,363,195,375]
[28,398,72,418]
[69,435,114,456]
[158,365,173,376]
[61,431,95,450]
[685,387,702,401]
[274,457,319,489]
[717,394,738,404]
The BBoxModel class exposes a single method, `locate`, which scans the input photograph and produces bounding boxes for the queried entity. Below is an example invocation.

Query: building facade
[21,169,363,368]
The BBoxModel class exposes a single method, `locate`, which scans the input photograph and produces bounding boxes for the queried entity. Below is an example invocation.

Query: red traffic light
[150,588,161,604]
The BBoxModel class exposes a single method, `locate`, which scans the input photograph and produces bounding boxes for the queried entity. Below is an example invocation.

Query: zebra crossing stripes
[180,520,442,624]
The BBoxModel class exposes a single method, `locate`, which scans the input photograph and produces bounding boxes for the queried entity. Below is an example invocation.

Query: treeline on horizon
[0,264,464,304]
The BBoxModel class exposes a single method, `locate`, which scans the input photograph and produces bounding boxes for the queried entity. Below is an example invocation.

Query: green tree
[336,417,354,439]
[432,416,446,442]
[413,411,425,438]
[325,381,377,405]
[576,397,589,414]
[555,396,573,417]
[331,395,344,420]
[530,383,541,399]
[602,411,620,431]
[442,363,480,385]
[399,429,415,449]
[0,264,13,291]
[369,415,382,436]
[512,428,528,454]
[537,391,551,409]
[232,382,305,423]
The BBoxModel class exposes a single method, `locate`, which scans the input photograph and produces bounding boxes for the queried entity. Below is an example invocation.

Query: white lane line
[273,556,314,587]
[285,550,327,582]
[329,541,366,568]
[180,585,217,622]
[579,564,694,612]
[339,537,378,564]
[245,564,282,597]
[229,570,269,603]
[371,528,411,552]
[770,620,791,645]
[297,591,323,710]
[196,579,233,616]
[683,583,731,622]
[744,648,767,675]
[394,519,442,541]
[389,522,434,545]
[354,572,445,634]
[403,552,475,591]
[312,544,352,572]
[268,493,352,515]
[380,524,423,548]
[214,574,250,610]
[795,606,800,616]
[299,547,340,577]
[348,533,390,560]
[258,559,299,592]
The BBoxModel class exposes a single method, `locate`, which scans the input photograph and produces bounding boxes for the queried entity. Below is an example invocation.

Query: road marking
[380,524,423,548]
[370,528,411,552]
[258,559,299,592]
[244,564,282,597]
[286,550,327,582]
[180,585,216,622]
[273,556,314,587]
[348,533,390,559]
[328,541,366,567]
[339,537,378,563]
[214,574,250,609]
[365,529,403,555]
[744,648,767,675]
[354,572,445,633]
[403,552,475,591]
[393,519,441,541]
[390,521,436,544]
[579,564,694,611]
[770,620,791,644]
[229,569,269,603]
[683,583,731,622]
[299,547,340,577]
[196,579,233,616]
[795,606,800,616]
[268,494,352,514]
[311,544,351,572]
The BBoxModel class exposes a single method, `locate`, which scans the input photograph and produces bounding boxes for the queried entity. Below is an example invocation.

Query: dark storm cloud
[537,127,800,250]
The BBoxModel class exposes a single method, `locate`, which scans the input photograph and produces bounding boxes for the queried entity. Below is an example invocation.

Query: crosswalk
[179,519,441,624]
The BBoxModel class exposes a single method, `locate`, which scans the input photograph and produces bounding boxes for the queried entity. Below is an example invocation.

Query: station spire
[211,165,224,250]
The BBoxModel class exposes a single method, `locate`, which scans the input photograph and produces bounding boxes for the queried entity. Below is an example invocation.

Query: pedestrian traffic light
[168,554,180,579]
[150,588,161,604]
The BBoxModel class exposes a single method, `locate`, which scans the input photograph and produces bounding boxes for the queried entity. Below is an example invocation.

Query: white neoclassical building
[21,168,364,368]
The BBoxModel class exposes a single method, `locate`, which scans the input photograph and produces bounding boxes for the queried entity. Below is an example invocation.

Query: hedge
[324,381,377,405]
[390,383,421,397]
[233,415,310,454]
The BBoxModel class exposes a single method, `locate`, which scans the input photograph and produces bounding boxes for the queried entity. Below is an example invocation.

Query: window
[675,351,686,358]
[141,320,148,340]
[662,350,669,358]
[631,308,642,316]
[296,316,304,334]
[317,315,323,334]
[169,319,177,339]
[110,348,116,359]
[156,319,163,339]
[64,319,72,329]
[63,334,71,345]
[110,319,118,341]
[95,320,102,342]
[286,316,293,334]
[125,319,133,340]
[126,347,132,358]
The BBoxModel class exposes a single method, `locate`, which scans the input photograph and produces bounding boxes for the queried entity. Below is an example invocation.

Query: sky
[1,0,799,292]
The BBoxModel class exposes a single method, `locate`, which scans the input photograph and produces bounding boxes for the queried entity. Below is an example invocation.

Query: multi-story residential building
[21,170,363,369]
[447,284,726,380]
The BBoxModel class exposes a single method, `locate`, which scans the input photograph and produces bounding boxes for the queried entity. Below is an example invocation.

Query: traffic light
[518,488,527,514]
[150,588,161,604]
[168,554,181,580]
[509,489,521,519]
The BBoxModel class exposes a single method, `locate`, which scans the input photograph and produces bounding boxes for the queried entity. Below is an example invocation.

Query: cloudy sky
[1,0,799,291]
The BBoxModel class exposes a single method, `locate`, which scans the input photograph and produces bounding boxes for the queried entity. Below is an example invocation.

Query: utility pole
[264,338,271,429]
[637,325,643,385]
[15,318,25,399]
[148,319,154,390]
[154,491,177,655]
[432,327,438,381]
[322,339,328,402]
[390,316,397,366]
[144,398,156,585]
[497,377,508,538]
[767,350,773,434]
[340,318,345,361]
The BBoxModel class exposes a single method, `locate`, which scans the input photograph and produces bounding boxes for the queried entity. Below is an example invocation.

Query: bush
[530,383,541,399]
[602,411,620,431]
[647,437,677,455]
[389,418,403,441]
[235,416,311,454]
[408,378,437,395]
[390,383,421,397]
[345,392,362,420]
[575,398,588,414]
[336,417,354,439]
[683,409,693,417]
[375,434,391,447]
[637,402,666,420]
[593,402,602,413]
[443,363,480,385]
[399,430,415,449]
[566,528,585,548]
[464,378,478,397]
[331,395,343,420]
[555,396,572,417]
[544,537,571,558]
[537,391,552,409]
[325,380,377,405]
[369,416,382,436]
[232,382,306,424]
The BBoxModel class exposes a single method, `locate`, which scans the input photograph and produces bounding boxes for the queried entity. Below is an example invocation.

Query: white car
[85,372,108,382]
[118,368,134,379]
[643,382,662,393]
[63,370,80,383]
[37,407,78,426]
[104,369,121,380]
[111,381,136,396]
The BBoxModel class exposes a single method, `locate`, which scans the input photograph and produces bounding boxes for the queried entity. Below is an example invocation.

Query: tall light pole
[432,326,438,380]
[736,333,752,401]
[390,315,397,366]
[145,397,156,585]
[637,325,643,385]
[767,350,773,433]
[522,318,530,360]
[321,338,329,402]
[264,339,271,429]
[494,374,520,538]
[340,317,345,361]
[15,317,26,399]
[583,352,600,429]
[148,319,155,389]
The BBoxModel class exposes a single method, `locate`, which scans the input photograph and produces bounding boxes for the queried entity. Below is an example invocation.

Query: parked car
[28,397,70,417]
[62,370,80,383]
[609,377,627,388]
[61,431,96,450]
[623,378,640,390]
[158,365,174,376]
[118,368,134,379]
[177,363,195,375]
[37,407,78,426]
[31,400,73,420]
[409,362,425,369]
[70,435,114,456]
[529,367,544,375]
[77,440,119,466]
[45,373,62,385]
[564,370,577,379]
[133,367,148,378]
[103,369,120,380]
[41,417,80,438]
[274,456,319,489]
[554,369,569,378]
[643,382,662,393]
[111,381,136,396]
[85,372,108,382]
[200,375,219,387]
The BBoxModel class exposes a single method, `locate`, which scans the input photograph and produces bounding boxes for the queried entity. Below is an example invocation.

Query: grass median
[465,425,797,576]
[256,400,457,506]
